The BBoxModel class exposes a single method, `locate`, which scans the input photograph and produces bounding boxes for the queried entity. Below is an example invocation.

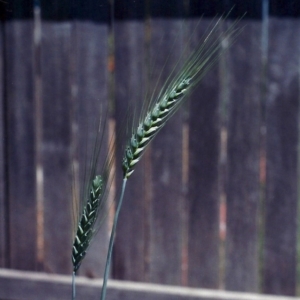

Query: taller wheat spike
[122,18,240,179]
[100,15,242,300]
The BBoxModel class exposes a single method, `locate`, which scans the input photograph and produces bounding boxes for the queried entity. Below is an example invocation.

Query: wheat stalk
[99,15,242,300]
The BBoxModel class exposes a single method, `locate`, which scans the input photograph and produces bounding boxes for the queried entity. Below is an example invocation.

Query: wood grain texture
[263,18,300,296]
[41,22,73,274]
[5,21,37,270]
[225,20,262,292]
[113,19,148,282]
[1,268,298,300]
[72,21,109,278]
[148,17,185,285]
[187,19,221,289]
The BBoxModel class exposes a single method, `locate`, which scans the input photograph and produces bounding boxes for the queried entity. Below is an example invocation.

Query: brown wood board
[40,22,73,274]
[263,18,300,296]
[147,17,185,285]
[225,20,262,292]
[71,20,110,279]
[5,20,37,271]
[187,19,221,289]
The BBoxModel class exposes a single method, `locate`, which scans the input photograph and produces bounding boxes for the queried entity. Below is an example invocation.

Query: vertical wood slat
[263,18,300,296]
[225,20,262,292]
[72,21,109,278]
[40,22,73,274]
[148,17,185,285]
[113,19,147,282]
[187,19,221,289]
[0,22,7,268]
[5,20,37,270]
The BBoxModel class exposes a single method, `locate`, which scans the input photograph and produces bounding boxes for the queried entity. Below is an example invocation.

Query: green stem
[100,177,127,300]
[72,271,76,300]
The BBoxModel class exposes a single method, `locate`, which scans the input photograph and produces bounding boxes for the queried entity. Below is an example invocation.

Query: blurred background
[1,0,300,299]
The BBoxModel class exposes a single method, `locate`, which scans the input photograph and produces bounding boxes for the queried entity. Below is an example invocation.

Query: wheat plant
[99,14,241,300]
[71,114,115,300]
[70,13,241,300]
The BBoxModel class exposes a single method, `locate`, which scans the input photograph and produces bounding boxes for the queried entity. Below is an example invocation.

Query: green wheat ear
[72,173,107,300]
[71,110,115,300]
[72,174,103,272]
[71,139,114,274]
[122,17,241,179]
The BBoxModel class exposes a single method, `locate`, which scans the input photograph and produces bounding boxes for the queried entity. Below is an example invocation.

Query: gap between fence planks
[1,268,299,300]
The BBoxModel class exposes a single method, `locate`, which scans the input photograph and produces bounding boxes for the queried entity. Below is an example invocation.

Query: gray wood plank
[72,21,109,278]
[225,20,262,292]
[113,19,148,282]
[147,17,185,285]
[187,19,221,289]
[263,18,300,296]
[0,268,298,300]
[41,22,73,274]
[5,20,37,270]
[0,22,6,268]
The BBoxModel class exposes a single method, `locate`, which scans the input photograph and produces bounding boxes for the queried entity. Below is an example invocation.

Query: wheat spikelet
[72,174,103,272]
[122,17,240,179]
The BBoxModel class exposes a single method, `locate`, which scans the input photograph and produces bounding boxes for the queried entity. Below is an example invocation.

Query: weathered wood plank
[147,0,185,284]
[5,20,37,270]
[0,22,6,268]
[1,268,298,300]
[187,19,221,289]
[72,20,109,278]
[113,14,148,281]
[225,20,262,292]
[263,18,300,296]
[40,22,73,274]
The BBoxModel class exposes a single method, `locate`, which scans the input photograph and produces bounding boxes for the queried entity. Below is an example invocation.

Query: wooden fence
[0,0,300,299]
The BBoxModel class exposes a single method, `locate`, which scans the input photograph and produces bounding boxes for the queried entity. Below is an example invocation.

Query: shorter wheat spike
[72,175,103,272]
[71,111,115,300]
